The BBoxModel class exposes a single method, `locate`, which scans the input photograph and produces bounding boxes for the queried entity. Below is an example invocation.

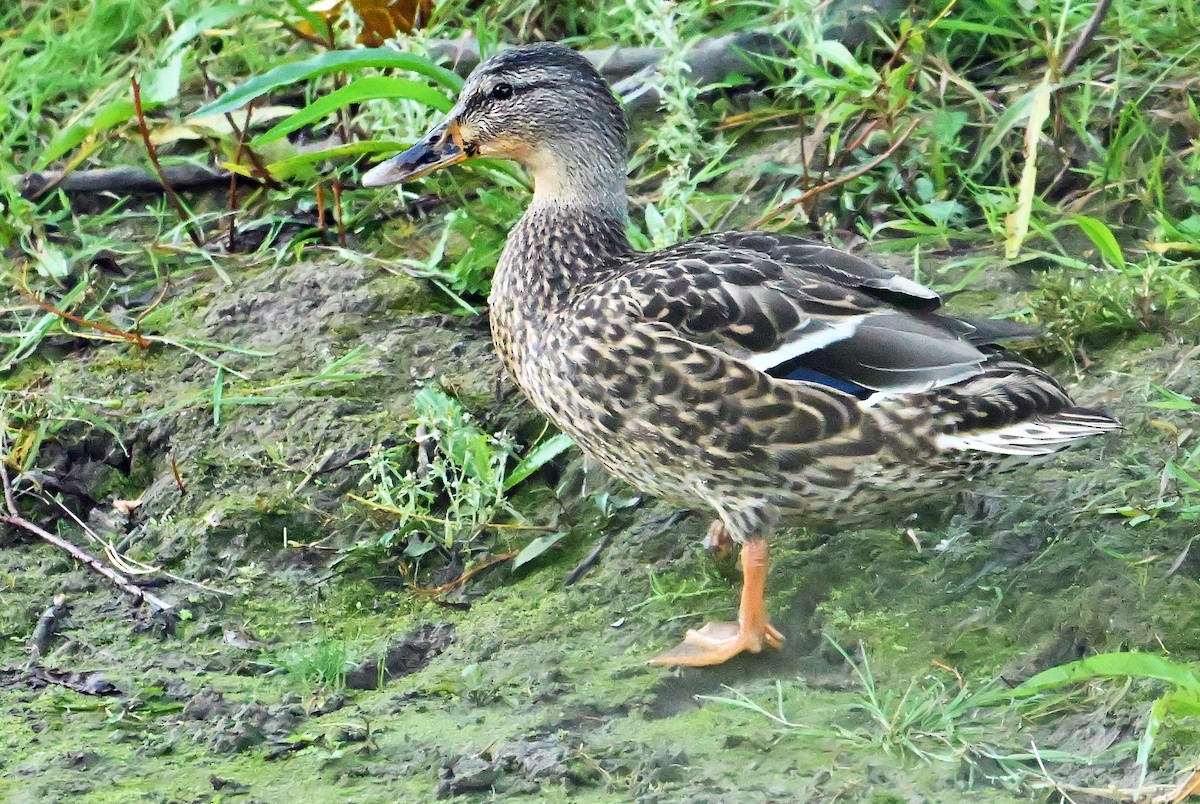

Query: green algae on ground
[0,236,1198,801]
[5,1,1200,798]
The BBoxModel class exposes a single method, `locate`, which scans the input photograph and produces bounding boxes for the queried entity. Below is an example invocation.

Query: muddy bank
[0,242,1197,802]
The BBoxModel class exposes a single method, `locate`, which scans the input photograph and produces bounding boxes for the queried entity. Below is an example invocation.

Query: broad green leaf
[282,0,332,42]
[212,366,226,427]
[1071,214,1126,269]
[1008,652,1200,699]
[38,100,135,169]
[1168,460,1200,491]
[250,77,451,147]
[258,139,407,180]
[504,433,573,492]
[141,50,185,105]
[193,49,462,118]
[811,39,874,79]
[33,244,69,280]
[512,532,568,570]
[1145,386,1200,411]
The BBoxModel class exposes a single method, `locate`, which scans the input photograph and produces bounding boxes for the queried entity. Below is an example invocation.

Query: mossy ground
[1,238,1196,801]
[4,0,1200,800]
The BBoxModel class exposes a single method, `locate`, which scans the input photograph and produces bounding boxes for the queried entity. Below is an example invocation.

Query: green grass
[706,639,1200,793]
[2,0,1200,797]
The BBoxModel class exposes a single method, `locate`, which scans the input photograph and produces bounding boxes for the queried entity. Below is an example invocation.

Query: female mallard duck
[363,42,1119,667]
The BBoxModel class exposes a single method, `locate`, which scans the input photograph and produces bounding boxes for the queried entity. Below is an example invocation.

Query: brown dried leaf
[1167,768,1200,803]
[304,0,432,46]
[150,107,299,146]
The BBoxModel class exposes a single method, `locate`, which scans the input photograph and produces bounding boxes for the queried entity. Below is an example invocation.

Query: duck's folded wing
[692,231,942,311]
[612,240,987,396]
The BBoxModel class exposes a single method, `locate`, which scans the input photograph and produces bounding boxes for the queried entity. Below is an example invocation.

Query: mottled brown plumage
[363,42,1120,667]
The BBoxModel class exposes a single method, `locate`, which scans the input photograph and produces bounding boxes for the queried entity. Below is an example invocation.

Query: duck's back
[492,220,1118,516]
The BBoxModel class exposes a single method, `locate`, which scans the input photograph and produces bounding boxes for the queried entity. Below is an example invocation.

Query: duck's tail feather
[934,405,1121,456]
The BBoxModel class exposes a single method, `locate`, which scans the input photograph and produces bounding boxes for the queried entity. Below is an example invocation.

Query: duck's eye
[491,83,514,100]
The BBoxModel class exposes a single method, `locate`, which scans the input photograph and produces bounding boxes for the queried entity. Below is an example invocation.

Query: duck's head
[362,42,629,207]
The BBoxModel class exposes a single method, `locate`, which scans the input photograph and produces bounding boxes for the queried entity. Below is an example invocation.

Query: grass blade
[250,77,452,147]
[503,433,573,492]
[193,49,462,118]
[1072,214,1126,269]
[1008,652,1200,699]
[1004,78,1053,259]
[212,366,225,427]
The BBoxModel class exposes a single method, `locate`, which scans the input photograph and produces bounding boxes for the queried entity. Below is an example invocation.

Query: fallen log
[16,1,900,198]
[427,1,901,112]
[18,164,238,199]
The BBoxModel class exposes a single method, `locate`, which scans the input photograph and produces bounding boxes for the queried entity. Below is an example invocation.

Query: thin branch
[0,461,175,614]
[227,104,251,250]
[749,118,921,229]
[277,17,332,48]
[131,76,204,248]
[170,454,186,495]
[18,164,238,199]
[1060,0,1114,78]
[407,550,518,597]
[331,178,347,247]
[316,182,328,237]
[197,59,283,192]
[13,278,151,348]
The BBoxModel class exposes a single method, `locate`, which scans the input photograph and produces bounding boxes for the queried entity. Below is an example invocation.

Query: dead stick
[227,103,251,250]
[749,118,921,229]
[169,454,187,495]
[316,182,327,236]
[407,551,518,597]
[323,23,351,145]
[0,462,175,613]
[331,179,346,247]
[278,17,331,48]
[1060,0,1114,78]
[13,281,151,348]
[18,165,238,199]
[131,76,204,248]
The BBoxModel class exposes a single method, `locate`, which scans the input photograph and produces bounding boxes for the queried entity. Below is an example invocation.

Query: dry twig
[131,76,205,248]
[0,459,175,614]
[749,118,921,228]
[197,59,283,192]
[1060,0,1114,78]
[18,164,237,199]
[408,550,518,597]
[13,279,151,348]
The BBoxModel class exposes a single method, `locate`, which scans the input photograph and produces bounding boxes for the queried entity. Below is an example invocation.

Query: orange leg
[649,537,784,667]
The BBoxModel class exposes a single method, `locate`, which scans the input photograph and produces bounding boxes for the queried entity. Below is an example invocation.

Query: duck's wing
[693,231,942,311]
[610,234,988,396]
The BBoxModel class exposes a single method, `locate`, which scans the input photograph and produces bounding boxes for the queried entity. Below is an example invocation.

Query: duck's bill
[361,119,471,187]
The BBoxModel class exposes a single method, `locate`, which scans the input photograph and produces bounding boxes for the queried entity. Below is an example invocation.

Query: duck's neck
[493,152,633,310]
[526,147,629,221]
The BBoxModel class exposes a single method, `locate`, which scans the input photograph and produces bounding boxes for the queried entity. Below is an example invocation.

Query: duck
[362,41,1120,667]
